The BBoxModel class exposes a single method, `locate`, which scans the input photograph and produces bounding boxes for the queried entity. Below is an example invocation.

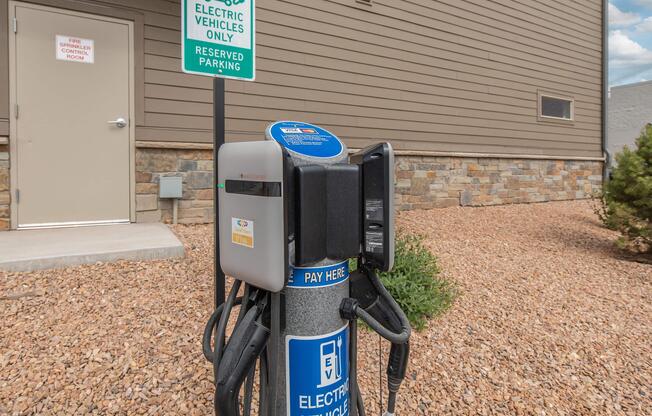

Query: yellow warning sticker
[232,218,254,248]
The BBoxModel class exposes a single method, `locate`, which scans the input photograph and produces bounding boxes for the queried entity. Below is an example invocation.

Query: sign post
[182,1,261,412]
[212,77,226,310]
[180,0,256,309]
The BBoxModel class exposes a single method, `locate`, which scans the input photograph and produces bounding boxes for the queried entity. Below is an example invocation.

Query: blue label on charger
[288,260,349,288]
[267,121,344,159]
[287,325,350,416]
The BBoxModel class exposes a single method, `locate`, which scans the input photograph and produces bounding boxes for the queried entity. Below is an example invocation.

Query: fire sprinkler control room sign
[182,0,255,80]
[56,35,94,64]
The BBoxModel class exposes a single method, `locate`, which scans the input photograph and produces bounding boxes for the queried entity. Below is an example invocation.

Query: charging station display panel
[217,141,287,293]
[266,121,346,163]
[351,143,396,272]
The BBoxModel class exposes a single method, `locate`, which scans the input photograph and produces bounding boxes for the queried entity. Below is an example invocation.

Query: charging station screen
[286,325,350,415]
[267,121,344,159]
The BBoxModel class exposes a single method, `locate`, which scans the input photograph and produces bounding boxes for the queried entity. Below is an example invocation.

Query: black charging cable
[341,266,411,416]
[202,295,242,364]
[202,281,271,416]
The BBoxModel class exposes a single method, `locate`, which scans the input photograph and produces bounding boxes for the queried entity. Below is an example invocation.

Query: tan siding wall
[0,1,8,135]
[0,0,604,157]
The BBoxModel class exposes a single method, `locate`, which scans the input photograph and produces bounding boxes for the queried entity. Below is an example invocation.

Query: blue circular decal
[266,121,344,159]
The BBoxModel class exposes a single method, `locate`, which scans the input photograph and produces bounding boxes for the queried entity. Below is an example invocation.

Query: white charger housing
[217,140,288,293]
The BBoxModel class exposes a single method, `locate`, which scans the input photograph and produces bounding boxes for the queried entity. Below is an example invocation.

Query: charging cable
[340,266,411,416]
[202,281,271,416]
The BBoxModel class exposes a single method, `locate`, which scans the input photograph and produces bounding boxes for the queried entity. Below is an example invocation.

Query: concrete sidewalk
[0,224,184,272]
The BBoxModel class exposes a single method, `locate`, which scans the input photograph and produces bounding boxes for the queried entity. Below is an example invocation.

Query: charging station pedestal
[265,121,352,415]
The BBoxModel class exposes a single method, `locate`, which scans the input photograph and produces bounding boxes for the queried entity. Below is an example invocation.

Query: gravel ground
[1,200,650,415]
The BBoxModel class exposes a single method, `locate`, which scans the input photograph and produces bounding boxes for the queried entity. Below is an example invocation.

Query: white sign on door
[56,35,94,64]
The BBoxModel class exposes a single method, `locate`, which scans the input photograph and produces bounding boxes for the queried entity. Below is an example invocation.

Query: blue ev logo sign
[286,325,350,415]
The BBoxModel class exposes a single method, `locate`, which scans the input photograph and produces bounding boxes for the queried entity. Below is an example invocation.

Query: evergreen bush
[598,125,652,254]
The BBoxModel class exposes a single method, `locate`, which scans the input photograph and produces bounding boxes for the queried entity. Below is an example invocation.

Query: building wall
[1,0,604,156]
[0,0,605,229]
[0,143,8,230]
[607,81,652,162]
[395,156,602,210]
[135,147,214,224]
[133,150,603,224]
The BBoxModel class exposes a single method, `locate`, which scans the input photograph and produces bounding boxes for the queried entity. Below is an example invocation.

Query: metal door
[10,3,132,228]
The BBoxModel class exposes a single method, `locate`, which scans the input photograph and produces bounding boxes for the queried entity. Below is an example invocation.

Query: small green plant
[598,125,652,255]
[352,232,456,331]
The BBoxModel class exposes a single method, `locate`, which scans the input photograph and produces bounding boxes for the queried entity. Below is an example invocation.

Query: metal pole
[214,77,226,309]
[601,0,610,181]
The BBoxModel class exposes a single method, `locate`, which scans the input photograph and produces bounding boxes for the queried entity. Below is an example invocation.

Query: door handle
[108,117,128,128]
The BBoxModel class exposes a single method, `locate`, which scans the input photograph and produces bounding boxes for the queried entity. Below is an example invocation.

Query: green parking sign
[182,0,255,80]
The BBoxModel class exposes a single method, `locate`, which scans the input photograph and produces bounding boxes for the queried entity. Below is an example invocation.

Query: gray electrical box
[217,141,288,293]
[159,176,183,199]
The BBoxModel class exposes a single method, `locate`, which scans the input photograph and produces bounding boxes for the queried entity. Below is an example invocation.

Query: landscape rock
[0,201,649,415]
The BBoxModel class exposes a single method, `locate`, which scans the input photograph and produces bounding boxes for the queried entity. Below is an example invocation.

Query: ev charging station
[203,121,411,416]
[181,2,410,413]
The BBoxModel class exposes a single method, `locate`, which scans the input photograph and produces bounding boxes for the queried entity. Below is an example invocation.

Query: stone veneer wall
[395,156,603,210]
[0,144,9,230]
[136,148,214,224]
[137,150,603,223]
[0,147,604,229]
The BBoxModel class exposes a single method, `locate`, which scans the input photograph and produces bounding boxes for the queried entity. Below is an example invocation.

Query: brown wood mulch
[1,200,650,415]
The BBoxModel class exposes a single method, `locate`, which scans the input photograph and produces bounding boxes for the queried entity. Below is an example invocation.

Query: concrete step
[0,224,185,272]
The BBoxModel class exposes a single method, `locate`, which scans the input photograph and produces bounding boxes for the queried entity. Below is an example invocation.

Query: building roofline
[610,79,652,90]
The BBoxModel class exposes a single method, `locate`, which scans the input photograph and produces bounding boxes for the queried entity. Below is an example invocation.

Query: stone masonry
[395,157,603,210]
[137,150,603,223]
[0,146,605,229]
[0,144,9,231]
[136,148,214,224]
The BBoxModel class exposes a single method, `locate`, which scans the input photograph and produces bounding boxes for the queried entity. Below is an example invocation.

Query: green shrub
[598,125,652,254]
[352,232,457,331]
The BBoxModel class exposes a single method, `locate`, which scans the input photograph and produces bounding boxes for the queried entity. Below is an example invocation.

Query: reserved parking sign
[182,0,255,80]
